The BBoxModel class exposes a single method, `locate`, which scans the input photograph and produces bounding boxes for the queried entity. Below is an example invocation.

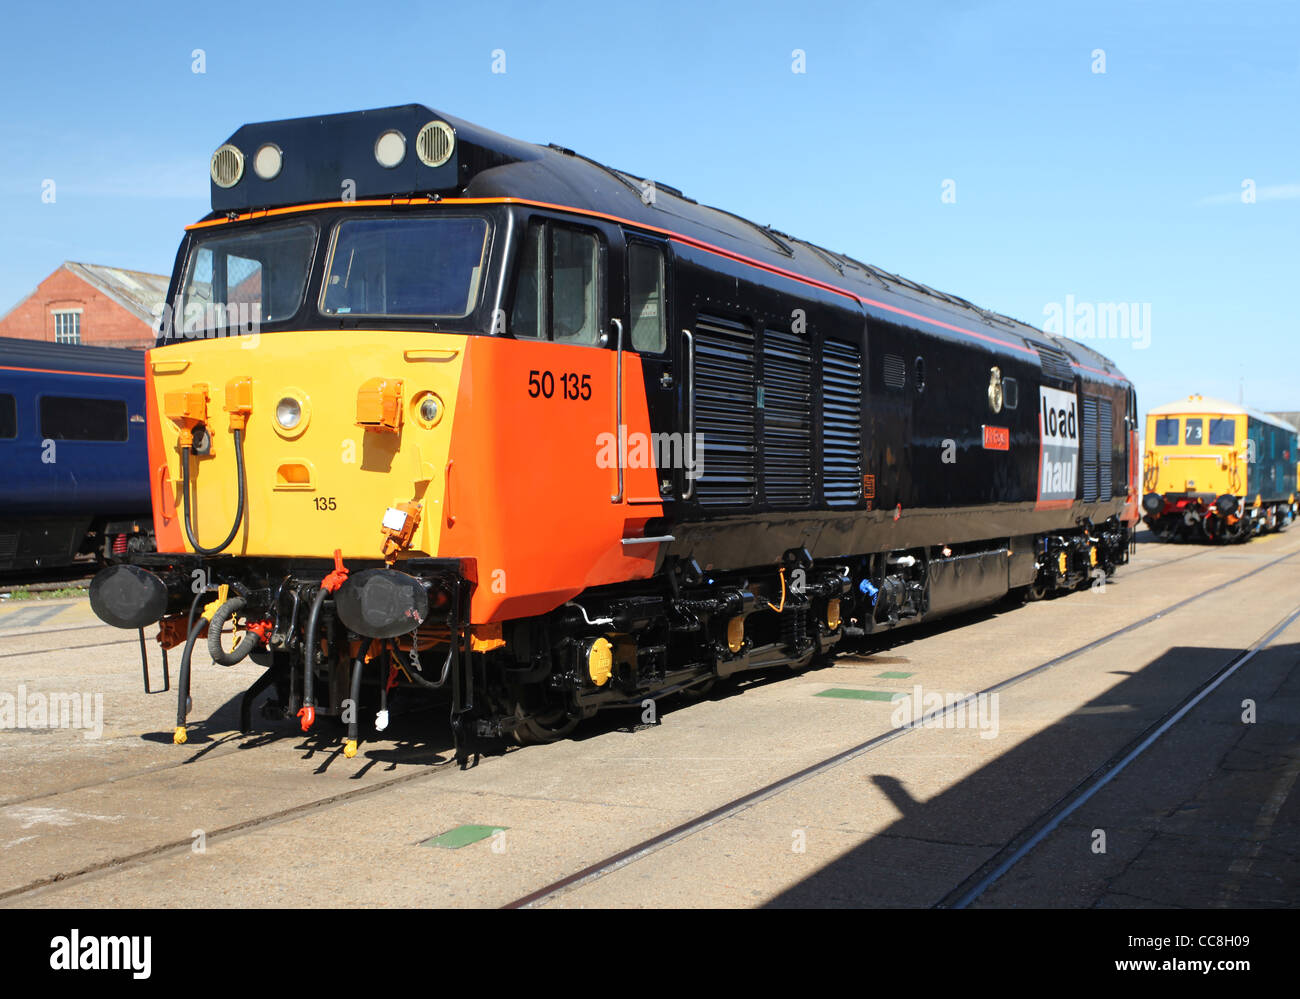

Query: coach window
[1208,419,1235,446]
[39,397,128,442]
[628,242,666,353]
[1155,418,1178,446]
[1184,419,1203,445]
[0,394,15,439]
[510,221,601,346]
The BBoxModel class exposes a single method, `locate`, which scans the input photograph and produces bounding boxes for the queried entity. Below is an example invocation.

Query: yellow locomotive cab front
[149,331,466,561]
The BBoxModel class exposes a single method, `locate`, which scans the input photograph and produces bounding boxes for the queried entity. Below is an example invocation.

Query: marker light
[374,130,406,168]
[253,143,283,180]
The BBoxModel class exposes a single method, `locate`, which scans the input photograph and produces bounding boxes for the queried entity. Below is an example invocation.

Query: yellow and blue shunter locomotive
[1142,395,1297,541]
[88,105,1138,759]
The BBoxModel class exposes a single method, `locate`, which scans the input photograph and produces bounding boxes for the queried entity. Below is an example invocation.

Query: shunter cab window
[0,394,15,439]
[510,221,601,345]
[321,216,490,318]
[1184,419,1203,445]
[1209,419,1235,446]
[179,222,316,336]
[39,397,128,442]
[628,242,666,353]
[1154,418,1179,446]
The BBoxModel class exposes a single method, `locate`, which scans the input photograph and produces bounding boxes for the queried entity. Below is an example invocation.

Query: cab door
[622,234,676,505]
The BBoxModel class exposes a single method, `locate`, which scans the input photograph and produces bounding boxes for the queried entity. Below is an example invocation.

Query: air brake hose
[344,652,365,758]
[174,587,213,745]
[298,552,351,733]
[180,428,247,556]
[207,595,258,666]
[299,587,328,732]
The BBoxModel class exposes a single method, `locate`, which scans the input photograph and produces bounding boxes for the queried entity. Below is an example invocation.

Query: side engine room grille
[1099,400,1113,498]
[762,329,813,507]
[1081,395,1100,503]
[822,338,863,507]
[883,353,906,389]
[693,315,757,508]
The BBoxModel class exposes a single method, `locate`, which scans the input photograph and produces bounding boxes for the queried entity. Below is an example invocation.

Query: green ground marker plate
[421,824,506,849]
[815,688,905,702]
[876,671,915,679]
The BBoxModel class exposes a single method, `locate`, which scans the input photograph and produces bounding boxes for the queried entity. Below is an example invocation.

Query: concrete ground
[0,530,1297,908]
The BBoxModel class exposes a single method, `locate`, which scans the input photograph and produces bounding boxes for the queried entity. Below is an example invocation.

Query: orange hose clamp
[164,382,208,448]
[356,377,403,432]
[224,376,253,432]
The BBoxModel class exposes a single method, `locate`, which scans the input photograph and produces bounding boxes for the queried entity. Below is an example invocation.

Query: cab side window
[628,242,666,353]
[510,221,601,345]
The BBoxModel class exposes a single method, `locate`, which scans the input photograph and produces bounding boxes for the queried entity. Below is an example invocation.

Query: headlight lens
[276,397,301,429]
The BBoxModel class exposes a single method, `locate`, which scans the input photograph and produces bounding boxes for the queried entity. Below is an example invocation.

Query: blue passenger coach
[0,337,152,571]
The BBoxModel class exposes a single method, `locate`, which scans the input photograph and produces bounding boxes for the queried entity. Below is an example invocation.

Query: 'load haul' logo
[1039,386,1079,505]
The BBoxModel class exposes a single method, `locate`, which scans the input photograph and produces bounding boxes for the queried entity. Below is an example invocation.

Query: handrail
[610,318,624,503]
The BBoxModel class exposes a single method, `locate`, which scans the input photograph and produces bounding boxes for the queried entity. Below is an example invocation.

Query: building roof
[63,262,169,325]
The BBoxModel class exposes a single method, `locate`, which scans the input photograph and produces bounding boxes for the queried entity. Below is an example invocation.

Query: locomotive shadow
[759,640,1300,908]
[138,682,480,771]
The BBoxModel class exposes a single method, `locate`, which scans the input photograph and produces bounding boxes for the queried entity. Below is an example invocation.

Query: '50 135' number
[528,370,591,400]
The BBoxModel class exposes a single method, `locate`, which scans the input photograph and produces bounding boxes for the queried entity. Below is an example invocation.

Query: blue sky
[1,0,1296,416]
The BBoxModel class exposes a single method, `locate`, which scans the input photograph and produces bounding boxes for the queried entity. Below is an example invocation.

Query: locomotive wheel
[510,702,579,745]
[682,676,717,698]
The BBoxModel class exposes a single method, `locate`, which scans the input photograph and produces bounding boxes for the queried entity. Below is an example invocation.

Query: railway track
[1,540,1294,907]
[501,544,1300,908]
[935,601,1300,909]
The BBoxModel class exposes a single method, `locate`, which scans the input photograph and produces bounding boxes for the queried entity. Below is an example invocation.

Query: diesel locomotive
[88,105,1138,756]
[1142,395,1297,541]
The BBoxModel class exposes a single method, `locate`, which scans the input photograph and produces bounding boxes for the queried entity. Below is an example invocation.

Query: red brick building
[0,262,168,350]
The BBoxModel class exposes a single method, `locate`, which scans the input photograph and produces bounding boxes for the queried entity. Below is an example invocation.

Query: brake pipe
[180,429,248,556]
[344,651,365,758]
[386,637,454,690]
[298,550,350,733]
[173,585,216,745]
